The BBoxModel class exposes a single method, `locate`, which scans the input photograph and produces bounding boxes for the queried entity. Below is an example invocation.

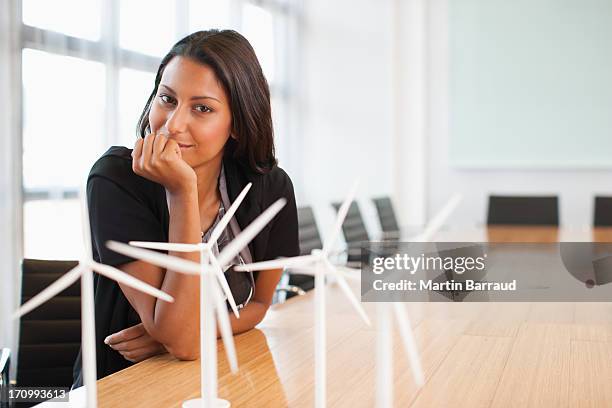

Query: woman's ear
[230,133,237,140]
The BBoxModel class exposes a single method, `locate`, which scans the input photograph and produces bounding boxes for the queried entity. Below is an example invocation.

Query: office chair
[275,206,321,302]
[372,196,401,240]
[594,196,612,226]
[17,259,81,393]
[486,195,559,226]
[331,201,370,266]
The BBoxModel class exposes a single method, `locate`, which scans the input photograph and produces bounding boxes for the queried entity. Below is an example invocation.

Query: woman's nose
[164,106,188,134]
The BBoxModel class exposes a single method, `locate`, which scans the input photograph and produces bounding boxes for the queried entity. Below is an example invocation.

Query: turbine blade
[233,254,318,272]
[216,198,286,268]
[413,194,462,242]
[335,265,361,282]
[212,279,239,374]
[209,183,252,245]
[14,264,83,319]
[129,241,201,252]
[393,302,425,386]
[90,261,174,303]
[326,261,371,326]
[286,267,318,276]
[336,265,361,274]
[106,241,200,275]
[209,254,240,319]
[323,180,359,255]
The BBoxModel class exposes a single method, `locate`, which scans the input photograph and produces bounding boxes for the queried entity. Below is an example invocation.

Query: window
[119,0,177,57]
[23,0,102,40]
[242,3,276,81]
[118,68,156,147]
[189,0,233,31]
[21,48,106,258]
[20,0,300,259]
[22,49,106,191]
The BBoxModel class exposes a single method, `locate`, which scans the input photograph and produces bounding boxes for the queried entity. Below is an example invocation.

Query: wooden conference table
[42,227,612,407]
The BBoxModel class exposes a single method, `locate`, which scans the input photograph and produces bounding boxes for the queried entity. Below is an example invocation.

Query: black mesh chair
[594,197,612,226]
[17,259,81,395]
[331,201,370,265]
[486,196,559,226]
[1,348,10,408]
[297,206,324,256]
[372,196,400,239]
[276,206,322,301]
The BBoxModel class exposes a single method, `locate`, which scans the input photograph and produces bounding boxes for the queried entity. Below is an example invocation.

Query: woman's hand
[132,131,197,194]
[104,323,167,363]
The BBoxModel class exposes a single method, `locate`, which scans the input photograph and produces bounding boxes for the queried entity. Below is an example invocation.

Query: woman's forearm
[225,300,269,336]
[150,186,202,359]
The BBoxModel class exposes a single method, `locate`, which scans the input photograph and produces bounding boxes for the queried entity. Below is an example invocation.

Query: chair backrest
[594,196,612,226]
[282,206,323,298]
[297,206,323,255]
[17,259,81,388]
[487,195,559,226]
[331,201,370,245]
[372,196,400,234]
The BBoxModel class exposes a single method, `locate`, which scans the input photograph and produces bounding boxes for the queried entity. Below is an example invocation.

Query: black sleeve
[87,176,166,266]
[263,168,300,260]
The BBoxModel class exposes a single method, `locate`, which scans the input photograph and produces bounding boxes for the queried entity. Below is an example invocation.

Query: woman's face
[148,56,232,169]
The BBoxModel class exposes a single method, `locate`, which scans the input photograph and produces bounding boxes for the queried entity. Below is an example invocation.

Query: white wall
[297,0,397,238]
[427,0,612,228]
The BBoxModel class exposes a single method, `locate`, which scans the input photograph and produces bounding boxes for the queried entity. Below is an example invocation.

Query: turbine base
[182,397,230,408]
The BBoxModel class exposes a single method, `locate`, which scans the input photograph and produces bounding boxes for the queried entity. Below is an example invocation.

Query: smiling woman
[71,30,299,387]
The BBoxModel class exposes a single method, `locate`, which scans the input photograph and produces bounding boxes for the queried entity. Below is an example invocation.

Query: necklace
[201,202,225,241]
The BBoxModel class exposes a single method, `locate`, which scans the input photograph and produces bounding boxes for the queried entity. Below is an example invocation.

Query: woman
[72,29,299,387]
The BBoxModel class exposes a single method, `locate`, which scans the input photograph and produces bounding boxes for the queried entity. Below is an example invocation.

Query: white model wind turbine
[124,183,253,319]
[374,194,463,407]
[106,197,287,408]
[13,188,174,408]
[234,181,372,408]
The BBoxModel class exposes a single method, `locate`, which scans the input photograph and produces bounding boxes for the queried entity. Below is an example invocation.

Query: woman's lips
[177,143,194,149]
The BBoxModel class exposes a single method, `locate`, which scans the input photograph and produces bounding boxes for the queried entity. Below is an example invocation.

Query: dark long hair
[137,30,276,174]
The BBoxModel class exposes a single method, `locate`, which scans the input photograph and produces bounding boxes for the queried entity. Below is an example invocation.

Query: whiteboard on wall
[449,0,612,168]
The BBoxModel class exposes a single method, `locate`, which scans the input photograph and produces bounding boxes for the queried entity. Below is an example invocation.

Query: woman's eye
[194,105,212,113]
[159,94,175,105]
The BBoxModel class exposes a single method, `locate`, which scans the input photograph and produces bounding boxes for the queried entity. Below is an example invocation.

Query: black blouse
[72,146,299,387]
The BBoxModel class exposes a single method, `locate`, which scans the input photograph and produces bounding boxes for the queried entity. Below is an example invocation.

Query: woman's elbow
[158,324,199,360]
[165,340,199,361]
[149,311,200,360]
[140,321,198,360]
